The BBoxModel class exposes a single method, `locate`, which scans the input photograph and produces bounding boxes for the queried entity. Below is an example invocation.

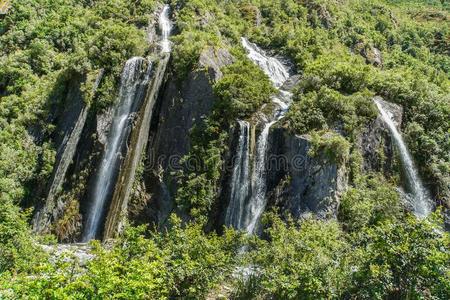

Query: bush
[1,219,243,299]
[308,130,351,165]
[214,59,276,120]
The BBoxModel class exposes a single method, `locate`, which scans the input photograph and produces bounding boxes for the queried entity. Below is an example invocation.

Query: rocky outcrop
[265,128,348,220]
[358,97,403,176]
[33,70,104,234]
[354,42,383,67]
[139,48,234,227]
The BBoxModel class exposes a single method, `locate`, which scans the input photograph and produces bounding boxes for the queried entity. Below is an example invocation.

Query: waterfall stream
[225,121,250,229]
[226,38,292,234]
[375,98,432,218]
[159,4,172,53]
[82,58,152,241]
[82,5,173,241]
[240,38,289,88]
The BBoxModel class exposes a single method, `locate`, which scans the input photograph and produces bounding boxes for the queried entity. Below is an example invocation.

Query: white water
[244,120,277,234]
[375,98,432,218]
[82,6,173,241]
[82,58,152,241]
[226,38,292,234]
[159,5,172,53]
[225,121,250,228]
[241,38,289,88]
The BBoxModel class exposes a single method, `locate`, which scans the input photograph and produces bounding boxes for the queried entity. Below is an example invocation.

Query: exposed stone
[281,75,301,91]
[104,55,170,240]
[33,70,104,234]
[141,48,234,227]
[265,128,348,220]
[41,243,93,267]
[96,107,114,146]
[305,3,334,29]
[366,47,383,67]
[199,48,234,81]
[354,42,383,67]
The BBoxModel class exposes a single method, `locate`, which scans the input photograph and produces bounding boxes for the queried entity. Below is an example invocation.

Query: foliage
[348,213,449,299]
[235,211,449,300]
[339,175,402,231]
[0,217,243,299]
[0,0,154,275]
[240,214,350,299]
[213,59,275,120]
[0,0,449,298]
[175,116,228,219]
[308,130,351,165]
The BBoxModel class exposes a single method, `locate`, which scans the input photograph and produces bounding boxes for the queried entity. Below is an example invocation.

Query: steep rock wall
[33,70,104,235]
[358,97,403,176]
[137,48,234,227]
[265,128,348,220]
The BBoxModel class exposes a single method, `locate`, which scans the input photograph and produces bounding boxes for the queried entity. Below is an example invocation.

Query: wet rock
[357,96,403,175]
[281,75,301,91]
[104,55,170,239]
[141,48,235,227]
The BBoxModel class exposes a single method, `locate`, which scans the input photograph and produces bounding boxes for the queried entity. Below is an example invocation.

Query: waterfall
[226,38,292,234]
[159,5,172,53]
[225,121,250,228]
[241,37,289,88]
[82,58,152,241]
[374,98,432,218]
[244,120,276,234]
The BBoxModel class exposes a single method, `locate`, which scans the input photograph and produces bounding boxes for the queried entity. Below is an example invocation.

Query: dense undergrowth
[0,0,449,299]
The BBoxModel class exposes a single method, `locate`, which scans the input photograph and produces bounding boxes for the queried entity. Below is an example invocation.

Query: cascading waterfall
[226,38,292,234]
[82,58,152,241]
[225,121,250,228]
[375,98,432,218]
[82,5,172,241]
[159,4,172,53]
[240,37,289,88]
[244,120,277,234]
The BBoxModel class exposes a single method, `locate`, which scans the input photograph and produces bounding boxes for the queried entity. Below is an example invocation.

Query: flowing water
[82,6,173,241]
[226,38,292,234]
[159,5,172,53]
[375,98,432,218]
[240,37,289,88]
[225,121,250,229]
[82,58,152,241]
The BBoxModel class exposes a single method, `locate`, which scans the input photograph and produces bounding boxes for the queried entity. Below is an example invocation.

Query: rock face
[139,48,234,227]
[265,128,348,220]
[358,97,403,176]
[33,70,104,235]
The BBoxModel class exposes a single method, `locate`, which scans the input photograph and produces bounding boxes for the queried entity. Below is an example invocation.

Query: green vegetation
[0,0,449,298]
[214,60,276,120]
[0,0,154,274]
[3,205,448,299]
[1,217,243,299]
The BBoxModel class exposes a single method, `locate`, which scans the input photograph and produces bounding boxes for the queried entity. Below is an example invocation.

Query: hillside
[0,0,449,299]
